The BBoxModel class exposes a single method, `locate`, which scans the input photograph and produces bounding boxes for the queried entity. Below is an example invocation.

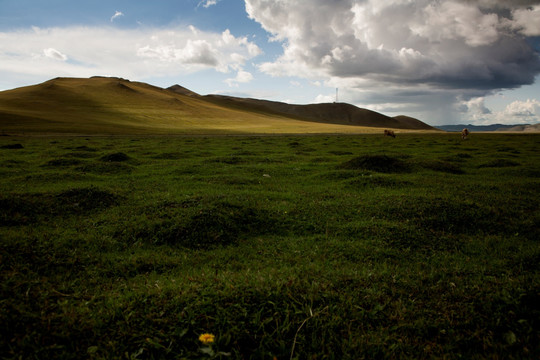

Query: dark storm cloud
[246,0,540,124]
[247,0,540,91]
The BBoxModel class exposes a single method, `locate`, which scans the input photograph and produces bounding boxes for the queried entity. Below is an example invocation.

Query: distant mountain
[435,124,527,132]
[0,77,435,135]
[502,123,540,132]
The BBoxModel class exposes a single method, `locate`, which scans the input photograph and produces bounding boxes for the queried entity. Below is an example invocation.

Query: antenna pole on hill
[335,88,338,103]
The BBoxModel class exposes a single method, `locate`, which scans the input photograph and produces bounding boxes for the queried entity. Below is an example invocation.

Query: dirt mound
[338,155,411,173]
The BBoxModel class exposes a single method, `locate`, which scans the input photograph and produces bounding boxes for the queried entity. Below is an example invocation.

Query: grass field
[1,133,539,359]
[0,77,436,136]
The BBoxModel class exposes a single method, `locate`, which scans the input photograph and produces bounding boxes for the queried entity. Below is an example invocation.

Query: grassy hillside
[204,95,434,130]
[0,77,434,135]
[503,123,540,132]
[1,133,538,359]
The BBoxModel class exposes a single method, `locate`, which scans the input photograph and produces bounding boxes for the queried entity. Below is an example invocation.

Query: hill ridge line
[1,77,436,134]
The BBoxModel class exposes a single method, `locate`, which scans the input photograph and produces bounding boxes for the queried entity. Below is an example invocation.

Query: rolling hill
[435,124,519,132]
[501,123,540,132]
[199,94,434,130]
[0,77,435,135]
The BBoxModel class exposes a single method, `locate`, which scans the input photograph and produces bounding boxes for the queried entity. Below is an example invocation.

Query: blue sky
[1,0,540,126]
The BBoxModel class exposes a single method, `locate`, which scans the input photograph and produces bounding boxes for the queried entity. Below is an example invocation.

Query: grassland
[0,77,436,136]
[1,133,539,359]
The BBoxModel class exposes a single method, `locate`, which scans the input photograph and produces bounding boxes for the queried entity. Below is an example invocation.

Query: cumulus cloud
[225,70,254,87]
[511,5,540,36]
[245,0,540,124]
[457,97,540,124]
[0,25,261,87]
[503,99,540,119]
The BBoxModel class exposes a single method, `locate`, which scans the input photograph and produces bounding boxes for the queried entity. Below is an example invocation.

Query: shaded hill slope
[202,94,434,130]
[1,77,434,134]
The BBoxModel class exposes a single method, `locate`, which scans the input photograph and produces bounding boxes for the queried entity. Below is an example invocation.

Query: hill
[500,123,540,132]
[202,95,434,130]
[0,77,434,135]
[435,124,521,132]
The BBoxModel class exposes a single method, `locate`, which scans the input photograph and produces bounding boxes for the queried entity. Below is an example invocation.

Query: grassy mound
[347,175,411,188]
[42,158,83,167]
[338,155,411,173]
[0,187,120,226]
[420,160,464,174]
[479,159,521,168]
[76,162,133,174]
[55,187,120,213]
[99,152,131,162]
[121,202,284,249]
[0,143,24,149]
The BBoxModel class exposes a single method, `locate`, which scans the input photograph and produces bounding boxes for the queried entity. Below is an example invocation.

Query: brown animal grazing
[384,129,396,138]
[461,128,470,140]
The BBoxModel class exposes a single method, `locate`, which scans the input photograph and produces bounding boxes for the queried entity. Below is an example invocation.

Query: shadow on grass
[337,155,412,173]
[119,201,287,249]
[0,187,120,226]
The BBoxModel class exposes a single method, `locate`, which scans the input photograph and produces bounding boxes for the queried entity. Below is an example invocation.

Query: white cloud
[225,70,253,87]
[511,5,540,36]
[456,97,492,123]
[502,99,540,119]
[457,97,540,125]
[198,0,219,8]
[245,0,540,124]
[110,11,124,22]
[411,1,500,47]
[43,48,68,61]
[0,25,262,88]
[314,94,335,103]
[138,39,219,67]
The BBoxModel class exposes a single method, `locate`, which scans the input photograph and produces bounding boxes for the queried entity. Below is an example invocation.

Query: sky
[1,0,540,126]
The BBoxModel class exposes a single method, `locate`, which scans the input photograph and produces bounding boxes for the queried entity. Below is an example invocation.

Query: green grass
[1,133,539,359]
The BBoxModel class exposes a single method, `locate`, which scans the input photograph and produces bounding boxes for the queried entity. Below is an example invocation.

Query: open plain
[1,132,539,359]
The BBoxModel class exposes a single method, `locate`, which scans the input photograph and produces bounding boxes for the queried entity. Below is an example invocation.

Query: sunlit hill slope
[0,77,435,135]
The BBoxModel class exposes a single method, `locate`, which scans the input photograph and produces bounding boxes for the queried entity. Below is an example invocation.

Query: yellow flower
[198,333,215,345]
